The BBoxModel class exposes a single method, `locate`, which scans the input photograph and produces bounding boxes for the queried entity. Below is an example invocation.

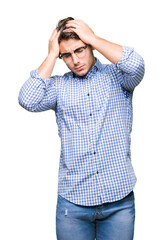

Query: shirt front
[18,46,145,206]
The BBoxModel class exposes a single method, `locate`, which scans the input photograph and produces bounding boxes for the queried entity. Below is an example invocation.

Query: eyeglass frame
[59,44,88,60]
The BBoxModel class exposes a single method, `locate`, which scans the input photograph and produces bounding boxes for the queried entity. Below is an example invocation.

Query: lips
[75,65,84,71]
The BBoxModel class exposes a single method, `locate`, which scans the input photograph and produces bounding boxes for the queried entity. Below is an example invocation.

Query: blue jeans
[56,191,135,240]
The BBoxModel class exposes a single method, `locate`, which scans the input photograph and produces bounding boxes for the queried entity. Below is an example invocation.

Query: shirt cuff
[30,69,51,88]
[115,46,134,69]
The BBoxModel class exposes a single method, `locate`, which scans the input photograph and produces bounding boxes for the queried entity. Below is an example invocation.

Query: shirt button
[87,93,89,96]
[90,113,92,116]
[97,171,99,174]
[94,151,96,154]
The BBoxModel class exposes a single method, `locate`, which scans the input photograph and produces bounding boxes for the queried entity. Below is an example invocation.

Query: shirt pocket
[60,94,88,131]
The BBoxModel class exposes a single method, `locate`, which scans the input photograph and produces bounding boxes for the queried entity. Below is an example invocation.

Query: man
[18,17,145,240]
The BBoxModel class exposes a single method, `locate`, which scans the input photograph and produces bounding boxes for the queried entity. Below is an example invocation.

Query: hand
[63,20,97,45]
[48,28,60,57]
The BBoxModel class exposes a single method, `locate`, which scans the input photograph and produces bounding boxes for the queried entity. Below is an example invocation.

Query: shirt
[18,46,145,206]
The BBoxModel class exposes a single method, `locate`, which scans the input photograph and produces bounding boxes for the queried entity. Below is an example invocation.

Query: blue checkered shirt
[18,46,145,206]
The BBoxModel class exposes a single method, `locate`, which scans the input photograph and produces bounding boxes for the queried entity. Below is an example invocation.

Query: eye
[75,48,84,53]
[63,53,71,59]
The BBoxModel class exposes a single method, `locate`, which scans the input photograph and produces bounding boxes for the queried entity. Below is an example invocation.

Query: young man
[18,17,145,240]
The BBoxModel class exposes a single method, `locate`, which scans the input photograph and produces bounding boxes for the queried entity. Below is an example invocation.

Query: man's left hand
[63,19,96,46]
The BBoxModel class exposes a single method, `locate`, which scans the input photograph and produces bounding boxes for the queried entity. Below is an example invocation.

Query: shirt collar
[94,58,103,71]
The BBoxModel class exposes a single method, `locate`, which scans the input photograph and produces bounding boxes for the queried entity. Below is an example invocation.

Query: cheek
[66,62,73,70]
[86,51,93,63]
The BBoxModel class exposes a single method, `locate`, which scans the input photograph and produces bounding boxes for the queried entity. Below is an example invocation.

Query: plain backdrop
[0,0,163,239]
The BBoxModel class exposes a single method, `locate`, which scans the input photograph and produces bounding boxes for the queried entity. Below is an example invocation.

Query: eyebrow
[60,45,87,57]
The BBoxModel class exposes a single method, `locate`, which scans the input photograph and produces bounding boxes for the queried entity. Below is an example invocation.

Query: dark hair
[57,17,80,43]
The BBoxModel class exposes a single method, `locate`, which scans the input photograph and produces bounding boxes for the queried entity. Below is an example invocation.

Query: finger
[63,28,76,33]
[50,28,60,40]
[67,19,85,26]
[63,27,76,32]
[66,19,78,24]
[50,29,58,39]
[67,19,81,24]
[66,21,79,28]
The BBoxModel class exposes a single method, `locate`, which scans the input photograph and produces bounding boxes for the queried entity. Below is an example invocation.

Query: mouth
[75,65,84,71]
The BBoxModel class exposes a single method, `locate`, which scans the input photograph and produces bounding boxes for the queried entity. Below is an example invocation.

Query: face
[59,39,96,76]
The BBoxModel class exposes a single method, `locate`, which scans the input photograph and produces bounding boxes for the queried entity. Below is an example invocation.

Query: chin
[77,72,86,76]
[75,69,88,77]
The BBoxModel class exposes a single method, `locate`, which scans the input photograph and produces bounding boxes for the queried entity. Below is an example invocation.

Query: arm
[18,29,60,112]
[64,19,123,64]
[91,37,123,64]
[114,46,145,91]
[38,28,60,78]
[65,20,145,91]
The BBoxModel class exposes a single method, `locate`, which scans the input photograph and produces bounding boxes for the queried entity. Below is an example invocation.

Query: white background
[0,0,163,239]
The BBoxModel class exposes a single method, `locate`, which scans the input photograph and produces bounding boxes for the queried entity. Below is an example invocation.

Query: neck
[89,57,96,72]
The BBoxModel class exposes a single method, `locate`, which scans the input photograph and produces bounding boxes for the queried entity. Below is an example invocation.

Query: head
[56,17,96,76]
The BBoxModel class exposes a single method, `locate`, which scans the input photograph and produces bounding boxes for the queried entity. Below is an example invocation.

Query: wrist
[48,51,59,60]
[89,35,100,49]
[38,53,57,79]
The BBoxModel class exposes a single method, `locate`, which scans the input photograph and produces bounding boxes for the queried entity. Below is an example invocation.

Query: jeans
[56,191,135,240]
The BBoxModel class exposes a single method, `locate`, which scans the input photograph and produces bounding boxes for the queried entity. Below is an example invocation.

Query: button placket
[86,79,99,177]
[85,83,94,151]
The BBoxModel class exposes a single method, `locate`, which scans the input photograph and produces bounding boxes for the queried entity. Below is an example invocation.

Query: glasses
[59,45,88,62]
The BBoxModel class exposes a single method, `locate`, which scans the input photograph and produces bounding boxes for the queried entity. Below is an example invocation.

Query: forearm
[90,34,145,91]
[114,46,145,91]
[64,20,123,64]
[18,70,47,112]
[38,53,58,78]
[18,69,58,112]
[38,28,60,78]
[91,36,123,64]
[19,53,57,111]
[64,19,145,91]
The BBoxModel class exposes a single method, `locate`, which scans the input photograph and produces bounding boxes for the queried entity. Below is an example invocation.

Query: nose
[71,53,80,65]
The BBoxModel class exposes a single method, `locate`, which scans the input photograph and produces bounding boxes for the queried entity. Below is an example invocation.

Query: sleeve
[115,46,145,92]
[18,69,60,112]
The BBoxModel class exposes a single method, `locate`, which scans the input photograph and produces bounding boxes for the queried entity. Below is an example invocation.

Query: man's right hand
[38,28,60,78]
[48,28,60,57]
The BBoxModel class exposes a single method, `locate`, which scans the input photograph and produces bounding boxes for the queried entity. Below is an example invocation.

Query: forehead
[59,39,85,52]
